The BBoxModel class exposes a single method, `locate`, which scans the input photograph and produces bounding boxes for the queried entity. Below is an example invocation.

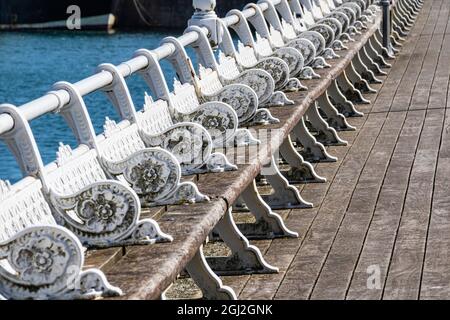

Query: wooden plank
[272,1,435,300]
[382,0,450,299]
[383,108,446,299]
[418,23,450,300]
[420,89,450,299]
[311,0,441,300]
[310,110,407,300]
[346,110,426,300]
[237,133,365,300]
[273,111,389,299]
[102,199,228,300]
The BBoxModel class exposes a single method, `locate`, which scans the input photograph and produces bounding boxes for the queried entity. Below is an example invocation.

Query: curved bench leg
[245,108,280,126]
[262,91,294,108]
[367,37,392,68]
[391,34,404,49]
[370,36,395,61]
[312,56,332,69]
[280,136,326,184]
[353,52,383,84]
[186,246,237,300]
[292,118,338,162]
[237,180,299,239]
[261,156,314,209]
[323,48,340,60]
[306,103,348,146]
[337,72,371,105]
[317,93,356,131]
[328,80,364,117]
[231,128,261,147]
[346,62,377,94]
[299,67,321,80]
[361,45,387,76]
[392,30,406,44]
[208,208,280,275]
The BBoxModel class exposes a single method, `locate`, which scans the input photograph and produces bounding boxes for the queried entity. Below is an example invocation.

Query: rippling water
[0,30,200,183]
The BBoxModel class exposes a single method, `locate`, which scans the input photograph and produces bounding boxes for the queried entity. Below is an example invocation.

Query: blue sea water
[0,30,202,183]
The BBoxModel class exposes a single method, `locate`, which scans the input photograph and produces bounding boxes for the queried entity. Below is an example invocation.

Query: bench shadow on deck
[202,0,450,301]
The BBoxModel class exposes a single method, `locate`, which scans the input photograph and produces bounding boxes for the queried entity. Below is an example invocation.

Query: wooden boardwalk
[219,0,450,300]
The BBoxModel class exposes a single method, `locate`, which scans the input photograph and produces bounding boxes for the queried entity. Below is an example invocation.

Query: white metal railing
[0,1,274,137]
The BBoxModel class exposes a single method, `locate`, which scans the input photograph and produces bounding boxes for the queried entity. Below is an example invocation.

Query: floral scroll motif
[0,227,121,299]
[232,69,274,105]
[205,84,258,124]
[299,31,326,56]
[9,234,72,286]
[255,58,290,91]
[317,18,343,40]
[288,39,317,66]
[328,12,350,33]
[176,102,238,148]
[309,24,335,49]
[142,125,209,175]
[72,189,130,233]
[273,47,304,78]
[49,182,140,245]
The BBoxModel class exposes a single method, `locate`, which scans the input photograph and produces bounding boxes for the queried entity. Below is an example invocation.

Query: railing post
[381,0,395,56]
[188,0,223,48]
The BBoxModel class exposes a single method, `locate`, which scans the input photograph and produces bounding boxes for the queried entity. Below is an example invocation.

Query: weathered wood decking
[218,0,450,300]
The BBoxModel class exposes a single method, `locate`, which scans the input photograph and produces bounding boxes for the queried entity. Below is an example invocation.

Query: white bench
[96,63,235,178]
[185,26,280,125]
[243,3,307,84]
[226,9,300,95]
[134,48,258,148]
[161,35,264,126]
[0,104,124,300]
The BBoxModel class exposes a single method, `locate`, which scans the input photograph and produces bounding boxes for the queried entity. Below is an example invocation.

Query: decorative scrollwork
[175,102,238,148]
[299,66,321,80]
[317,17,343,40]
[49,182,140,246]
[102,149,181,201]
[0,226,121,299]
[336,6,357,25]
[254,57,290,91]
[147,182,209,207]
[262,91,294,108]
[273,47,304,78]
[245,108,280,126]
[299,31,326,56]
[203,84,258,125]
[342,2,362,19]
[228,69,275,107]
[309,24,335,49]
[140,125,212,175]
[287,38,317,67]
[327,12,350,33]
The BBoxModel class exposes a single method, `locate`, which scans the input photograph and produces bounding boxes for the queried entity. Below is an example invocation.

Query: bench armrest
[49,181,171,248]
[0,226,121,300]
[202,83,258,125]
[139,124,213,176]
[254,57,290,91]
[273,47,305,78]
[101,148,182,200]
[221,68,275,106]
[173,101,239,148]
